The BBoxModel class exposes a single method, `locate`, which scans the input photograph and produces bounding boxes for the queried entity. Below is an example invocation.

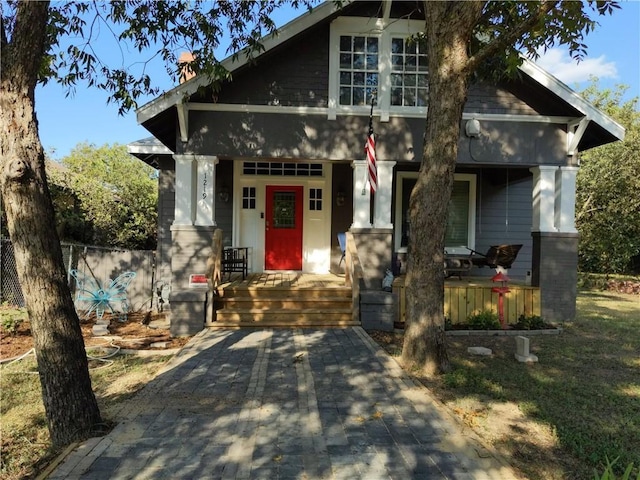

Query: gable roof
[134,0,624,155]
[136,1,345,126]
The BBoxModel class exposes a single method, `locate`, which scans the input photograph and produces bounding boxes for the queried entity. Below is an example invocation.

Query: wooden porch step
[219,297,351,309]
[210,317,359,328]
[209,273,355,328]
[213,308,353,324]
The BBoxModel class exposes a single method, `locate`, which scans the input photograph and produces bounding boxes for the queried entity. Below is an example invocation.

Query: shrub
[467,310,500,330]
[0,306,27,335]
[515,314,546,330]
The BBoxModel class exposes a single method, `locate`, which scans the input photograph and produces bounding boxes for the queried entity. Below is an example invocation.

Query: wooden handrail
[344,232,363,324]
[206,228,223,289]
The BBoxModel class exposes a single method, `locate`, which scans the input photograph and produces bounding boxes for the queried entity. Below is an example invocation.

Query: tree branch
[576,193,594,222]
[466,0,560,75]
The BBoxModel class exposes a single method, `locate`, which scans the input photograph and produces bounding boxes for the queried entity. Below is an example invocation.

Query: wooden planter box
[393,277,541,325]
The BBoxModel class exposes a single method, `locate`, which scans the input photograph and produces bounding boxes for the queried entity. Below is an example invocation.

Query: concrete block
[360,291,397,332]
[169,290,208,337]
[515,336,538,363]
[467,346,492,356]
[92,324,110,336]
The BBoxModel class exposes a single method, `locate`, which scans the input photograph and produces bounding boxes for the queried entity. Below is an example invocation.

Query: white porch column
[373,160,395,228]
[351,160,372,228]
[555,166,578,233]
[195,156,219,226]
[530,166,558,232]
[173,155,196,225]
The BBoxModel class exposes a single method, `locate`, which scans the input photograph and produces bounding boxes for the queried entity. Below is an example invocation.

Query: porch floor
[218,272,347,289]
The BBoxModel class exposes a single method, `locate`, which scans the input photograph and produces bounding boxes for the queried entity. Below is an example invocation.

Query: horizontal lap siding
[473,170,533,280]
[215,161,234,247]
[157,161,175,285]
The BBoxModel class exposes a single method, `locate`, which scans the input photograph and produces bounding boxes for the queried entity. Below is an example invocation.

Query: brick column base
[531,231,580,322]
[350,228,393,290]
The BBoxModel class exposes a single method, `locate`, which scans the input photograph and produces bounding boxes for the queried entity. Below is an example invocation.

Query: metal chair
[468,244,523,270]
[337,232,346,266]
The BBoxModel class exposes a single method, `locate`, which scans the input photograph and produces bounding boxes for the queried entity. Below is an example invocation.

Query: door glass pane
[273,192,296,229]
[445,181,470,247]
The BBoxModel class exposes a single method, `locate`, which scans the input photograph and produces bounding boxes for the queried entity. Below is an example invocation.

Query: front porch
[205,272,541,329]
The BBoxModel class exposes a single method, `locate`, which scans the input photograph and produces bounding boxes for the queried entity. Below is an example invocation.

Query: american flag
[365,101,377,193]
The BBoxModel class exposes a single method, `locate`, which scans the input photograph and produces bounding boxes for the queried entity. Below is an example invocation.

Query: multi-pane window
[339,35,379,106]
[242,187,256,209]
[398,173,475,252]
[390,37,428,107]
[445,181,471,248]
[243,162,323,177]
[331,18,429,111]
[309,188,323,211]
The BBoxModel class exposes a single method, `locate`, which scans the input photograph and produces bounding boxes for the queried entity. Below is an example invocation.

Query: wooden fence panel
[74,249,154,312]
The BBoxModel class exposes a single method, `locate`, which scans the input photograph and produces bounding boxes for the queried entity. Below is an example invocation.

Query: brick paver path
[48,328,521,479]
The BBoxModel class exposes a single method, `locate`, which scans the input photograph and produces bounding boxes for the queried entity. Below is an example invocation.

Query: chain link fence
[0,238,155,312]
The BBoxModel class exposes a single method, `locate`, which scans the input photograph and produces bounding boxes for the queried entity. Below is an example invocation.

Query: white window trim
[394,172,477,254]
[329,17,427,121]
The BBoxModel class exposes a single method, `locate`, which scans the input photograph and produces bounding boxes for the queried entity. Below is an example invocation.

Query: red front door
[265,185,303,270]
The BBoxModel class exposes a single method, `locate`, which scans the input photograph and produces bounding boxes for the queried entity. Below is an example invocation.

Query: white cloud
[533,47,618,85]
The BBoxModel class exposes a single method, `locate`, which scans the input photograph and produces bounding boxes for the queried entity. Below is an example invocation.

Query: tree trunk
[401,1,484,375]
[0,2,102,446]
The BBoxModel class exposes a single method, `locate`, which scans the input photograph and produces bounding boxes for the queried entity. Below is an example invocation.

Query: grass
[394,290,640,480]
[0,352,172,480]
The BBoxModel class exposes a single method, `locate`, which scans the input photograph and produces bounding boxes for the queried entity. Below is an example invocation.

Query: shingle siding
[466,84,539,115]
[215,24,330,107]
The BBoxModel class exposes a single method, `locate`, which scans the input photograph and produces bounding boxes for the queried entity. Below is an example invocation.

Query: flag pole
[362,92,376,195]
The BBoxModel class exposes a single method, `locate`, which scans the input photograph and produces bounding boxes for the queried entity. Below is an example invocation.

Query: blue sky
[36,2,640,160]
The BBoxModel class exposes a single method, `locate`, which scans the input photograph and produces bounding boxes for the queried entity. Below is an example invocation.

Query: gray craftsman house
[129,1,624,335]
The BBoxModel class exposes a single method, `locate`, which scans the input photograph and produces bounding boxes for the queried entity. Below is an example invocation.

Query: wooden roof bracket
[567,116,589,157]
[177,102,189,143]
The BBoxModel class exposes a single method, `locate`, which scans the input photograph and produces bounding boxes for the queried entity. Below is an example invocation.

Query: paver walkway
[48,328,521,479]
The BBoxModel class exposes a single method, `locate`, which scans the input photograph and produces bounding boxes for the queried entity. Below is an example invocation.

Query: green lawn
[409,290,640,479]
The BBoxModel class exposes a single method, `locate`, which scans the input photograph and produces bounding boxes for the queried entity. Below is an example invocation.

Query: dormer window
[390,38,428,107]
[329,17,427,119]
[338,35,379,106]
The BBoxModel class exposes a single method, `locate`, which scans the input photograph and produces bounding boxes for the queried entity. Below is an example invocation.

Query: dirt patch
[1,311,190,361]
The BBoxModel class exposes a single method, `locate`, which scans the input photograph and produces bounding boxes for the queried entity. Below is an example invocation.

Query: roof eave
[519,57,626,145]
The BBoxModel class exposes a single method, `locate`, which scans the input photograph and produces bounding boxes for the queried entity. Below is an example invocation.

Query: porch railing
[344,232,363,324]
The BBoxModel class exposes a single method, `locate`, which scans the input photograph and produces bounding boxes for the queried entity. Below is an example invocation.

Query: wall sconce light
[335,189,346,207]
[218,186,230,203]
[465,118,481,138]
